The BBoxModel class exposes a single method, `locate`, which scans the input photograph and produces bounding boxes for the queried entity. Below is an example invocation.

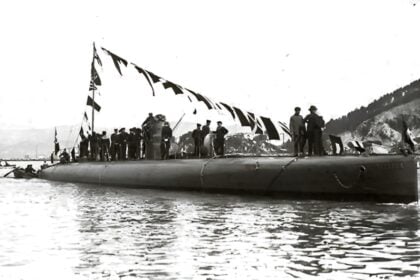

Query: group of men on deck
[192,120,229,157]
[79,127,144,161]
[289,105,325,156]
[75,112,230,162]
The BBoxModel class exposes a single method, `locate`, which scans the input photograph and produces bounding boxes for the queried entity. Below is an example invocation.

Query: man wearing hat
[161,122,173,160]
[289,107,306,156]
[192,123,203,157]
[127,128,137,160]
[304,105,325,156]
[100,131,110,161]
[119,128,129,160]
[201,120,211,157]
[213,121,229,156]
[110,128,119,161]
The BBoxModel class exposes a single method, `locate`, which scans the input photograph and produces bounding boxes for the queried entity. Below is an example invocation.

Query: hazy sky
[1,0,419,132]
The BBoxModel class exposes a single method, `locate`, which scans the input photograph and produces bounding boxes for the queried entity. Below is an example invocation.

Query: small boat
[13,168,38,179]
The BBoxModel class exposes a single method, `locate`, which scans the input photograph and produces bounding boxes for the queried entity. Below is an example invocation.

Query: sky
[1,0,420,133]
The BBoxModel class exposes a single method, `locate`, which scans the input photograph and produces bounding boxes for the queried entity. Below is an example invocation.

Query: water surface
[0,167,419,279]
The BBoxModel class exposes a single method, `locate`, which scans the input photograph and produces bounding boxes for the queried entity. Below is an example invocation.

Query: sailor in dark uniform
[128,128,137,160]
[110,128,119,161]
[304,105,325,156]
[161,122,172,160]
[79,135,89,158]
[25,164,36,174]
[59,148,70,163]
[289,107,306,156]
[202,120,211,139]
[142,113,155,157]
[119,128,128,160]
[213,121,228,156]
[101,131,110,161]
[89,132,99,161]
[192,123,202,157]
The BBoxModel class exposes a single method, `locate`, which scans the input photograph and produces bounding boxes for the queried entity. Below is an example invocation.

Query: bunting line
[101,47,128,76]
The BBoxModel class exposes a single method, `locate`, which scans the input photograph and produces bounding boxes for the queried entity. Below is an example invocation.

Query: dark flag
[54,142,60,155]
[278,121,292,137]
[329,135,344,155]
[162,81,184,95]
[220,102,236,120]
[93,43,102,66]
[83,112,88,121]
[146,71,163,83]
[87,96,101,112]
[187,89,213,110]
[247,112,256,130]
[248,112,263,134]
[132,64,156,96]
[89,80,97,91]
[101,47,128,76]
[261,117,280,140]
[233,107,251,127]
[255,120,263,134]
[54,127,60,155]
[90,62,102,86]
[402,119,417,152]
[54,127,58,144]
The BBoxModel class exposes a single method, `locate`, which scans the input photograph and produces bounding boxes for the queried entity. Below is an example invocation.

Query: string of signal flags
[84,43,291,140]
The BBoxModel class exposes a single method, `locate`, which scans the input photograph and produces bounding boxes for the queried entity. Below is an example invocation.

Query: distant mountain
[0,126,73,159]
[325,78,420,148]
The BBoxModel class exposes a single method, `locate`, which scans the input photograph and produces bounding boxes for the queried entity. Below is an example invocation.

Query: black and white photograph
[0,0,419,279]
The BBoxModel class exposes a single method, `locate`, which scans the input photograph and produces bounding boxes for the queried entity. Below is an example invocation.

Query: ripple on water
[0,178,419,279]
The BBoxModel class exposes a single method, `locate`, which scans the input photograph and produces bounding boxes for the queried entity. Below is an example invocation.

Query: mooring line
[266,157,299,190]
[200,156,217,188]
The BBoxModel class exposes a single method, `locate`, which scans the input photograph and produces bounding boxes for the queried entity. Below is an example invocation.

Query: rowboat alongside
[13,168,38,179]
[40,155,418,203]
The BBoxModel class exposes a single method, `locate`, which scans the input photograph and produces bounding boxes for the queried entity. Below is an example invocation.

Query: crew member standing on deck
[304,105,325,156]
[202,120,211,139]
[127,128,137,160]
[119,128,129,160]
[201,120,211,157]
[161,122,172,160]
[89,132,99,161]
[289,107,306,157]
[79,134,89,158]
[142,113,155,157]
[192,123,202,157]
[110,128,119,161]
[101,131,110,161]
[213,121,228,156]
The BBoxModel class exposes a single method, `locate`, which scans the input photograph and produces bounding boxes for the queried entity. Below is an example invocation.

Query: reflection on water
[0,175,419,280]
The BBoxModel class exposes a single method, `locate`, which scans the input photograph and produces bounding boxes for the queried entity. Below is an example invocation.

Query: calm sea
[0,162,419,280]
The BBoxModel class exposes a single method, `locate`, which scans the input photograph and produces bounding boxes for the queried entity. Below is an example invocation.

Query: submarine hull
[39,155,418,203]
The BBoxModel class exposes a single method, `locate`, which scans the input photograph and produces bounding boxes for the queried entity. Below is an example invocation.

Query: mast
[91,88,95,133]
[91,42,96,133]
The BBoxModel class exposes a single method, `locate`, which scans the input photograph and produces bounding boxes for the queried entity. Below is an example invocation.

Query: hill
[325,78,420,147]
